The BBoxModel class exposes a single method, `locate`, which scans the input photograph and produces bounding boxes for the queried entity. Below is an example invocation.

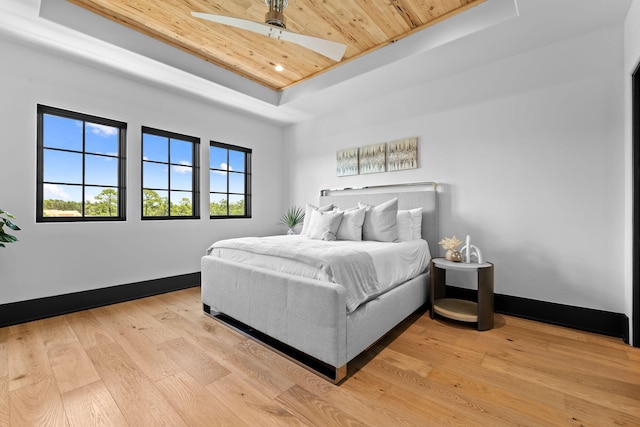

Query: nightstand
[429,258,494,331]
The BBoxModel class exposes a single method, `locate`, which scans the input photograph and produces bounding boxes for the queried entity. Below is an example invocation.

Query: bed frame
[201,182,438,383]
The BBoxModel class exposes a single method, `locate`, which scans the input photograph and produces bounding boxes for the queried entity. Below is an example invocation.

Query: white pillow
[396,210,413,241]
[336,207,366,241]
[396,208,423,241]
[409,207,423,239]
[358,198,399,242]
[301,203,334,236]
[397,208,422,242]
[306,209,344,241]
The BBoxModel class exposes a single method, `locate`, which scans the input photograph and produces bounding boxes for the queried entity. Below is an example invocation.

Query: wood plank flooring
[0,287,638,426]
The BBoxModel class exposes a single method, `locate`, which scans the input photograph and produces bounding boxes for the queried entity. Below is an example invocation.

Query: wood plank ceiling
[67,0,485,91]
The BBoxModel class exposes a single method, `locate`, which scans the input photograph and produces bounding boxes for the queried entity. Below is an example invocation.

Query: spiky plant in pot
[279,206,305,235]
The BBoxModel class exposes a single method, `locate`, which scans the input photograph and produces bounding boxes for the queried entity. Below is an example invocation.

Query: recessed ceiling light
[275,64,284,72]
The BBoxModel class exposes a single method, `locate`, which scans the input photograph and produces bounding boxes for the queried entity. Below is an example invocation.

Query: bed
[201,182,438,382]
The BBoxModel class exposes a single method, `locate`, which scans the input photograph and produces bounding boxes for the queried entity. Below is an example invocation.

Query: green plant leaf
[0,209,20,246]
[4,219,20,231]
[0,210,15,219]
[278,206,305,227]
[0,233,17,243]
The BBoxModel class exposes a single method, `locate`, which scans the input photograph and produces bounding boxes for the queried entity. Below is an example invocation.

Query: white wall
[624,0,640,343]
[285,24,627,313]
[0,37,285,304]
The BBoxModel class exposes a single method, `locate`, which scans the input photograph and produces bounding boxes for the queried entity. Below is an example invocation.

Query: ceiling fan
[191,0,347,62]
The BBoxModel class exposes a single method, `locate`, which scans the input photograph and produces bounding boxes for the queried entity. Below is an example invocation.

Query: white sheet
[206,235,431,312]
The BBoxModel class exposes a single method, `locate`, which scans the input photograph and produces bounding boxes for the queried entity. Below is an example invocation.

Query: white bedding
[206,235,431,312]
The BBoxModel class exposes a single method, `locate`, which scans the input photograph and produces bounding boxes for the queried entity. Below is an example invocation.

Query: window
[142,127,200,219]
[37,105,126,222]
[210,142,252,218]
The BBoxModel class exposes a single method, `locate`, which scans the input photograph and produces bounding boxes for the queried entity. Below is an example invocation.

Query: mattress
[206,235,431,312]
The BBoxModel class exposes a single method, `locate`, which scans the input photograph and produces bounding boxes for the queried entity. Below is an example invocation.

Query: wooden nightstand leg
[430,263,446,319]
[477,265,494,331]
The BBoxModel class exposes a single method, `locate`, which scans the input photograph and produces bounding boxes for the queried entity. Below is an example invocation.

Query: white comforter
[206,235,431,312]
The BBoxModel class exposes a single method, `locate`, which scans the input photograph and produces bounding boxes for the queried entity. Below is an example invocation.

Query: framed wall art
[336,147,359,176]
[387,137,418,171]
[358,143,386,174]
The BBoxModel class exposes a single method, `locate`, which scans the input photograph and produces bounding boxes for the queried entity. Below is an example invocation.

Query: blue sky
[142,133,193,192]
[43,114,245,203]
[43,114,120,203]
[210,146,245,194]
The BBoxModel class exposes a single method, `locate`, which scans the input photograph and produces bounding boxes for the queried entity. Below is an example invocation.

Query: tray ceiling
[66,0,485,91]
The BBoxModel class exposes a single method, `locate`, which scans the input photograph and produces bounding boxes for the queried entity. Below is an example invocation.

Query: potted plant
[438,235,462,261]
[0,209,20,248]
[279,206,305,235]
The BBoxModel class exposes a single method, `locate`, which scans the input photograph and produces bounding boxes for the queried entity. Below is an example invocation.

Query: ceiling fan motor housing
[265,0,287,28]
[191,0,345,62]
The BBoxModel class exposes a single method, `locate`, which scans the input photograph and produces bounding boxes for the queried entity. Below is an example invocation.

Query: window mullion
[192,141,199,218]
[244,152,248,216]
[82,120,86,217]
[227,149,230,216]
[167,138,172,217]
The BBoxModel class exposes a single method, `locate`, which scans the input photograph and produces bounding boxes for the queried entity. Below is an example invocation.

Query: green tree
[171,197,193,216]
[143,189,168,217]
[229,199,245,216]
[210,197,228,216]
[90,189,118,217]
[209,198,245,216]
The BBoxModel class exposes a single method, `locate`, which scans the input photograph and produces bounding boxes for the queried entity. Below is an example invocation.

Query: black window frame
[141,126,200,220]
[209,141,252,219]
[36,104,127,223]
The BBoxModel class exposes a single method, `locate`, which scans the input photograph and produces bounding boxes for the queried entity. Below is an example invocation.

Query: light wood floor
[1,287,638,426]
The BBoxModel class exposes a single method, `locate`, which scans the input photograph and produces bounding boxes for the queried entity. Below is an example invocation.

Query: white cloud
[87,123,118,138]
[212,163,233,174]
[212,162,233,175]
[44,184,71,200]
[172,160,192,174]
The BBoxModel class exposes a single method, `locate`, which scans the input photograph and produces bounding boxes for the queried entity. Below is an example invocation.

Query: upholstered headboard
[319,182,439,255]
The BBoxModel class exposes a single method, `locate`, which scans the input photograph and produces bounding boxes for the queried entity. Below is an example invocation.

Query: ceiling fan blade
[192,13,274,37]
[191,12,346,62]
[277,30,346,62]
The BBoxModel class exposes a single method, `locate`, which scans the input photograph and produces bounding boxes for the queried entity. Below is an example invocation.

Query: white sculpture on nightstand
[460,235,483,264]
